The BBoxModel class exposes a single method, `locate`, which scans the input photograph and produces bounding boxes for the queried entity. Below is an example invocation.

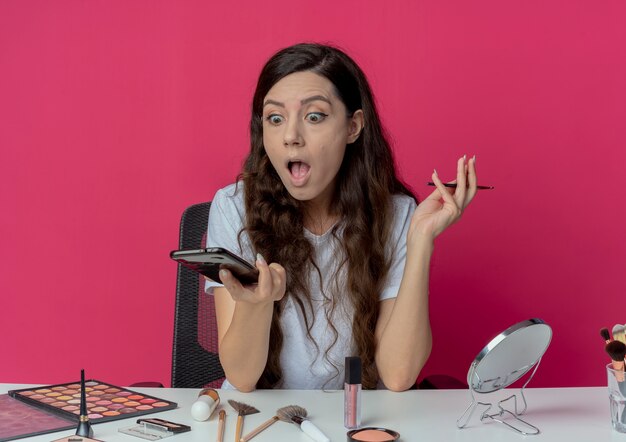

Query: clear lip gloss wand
[344,356,362,429]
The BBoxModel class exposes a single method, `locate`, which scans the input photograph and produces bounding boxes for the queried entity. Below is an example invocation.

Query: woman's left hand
[408,155,477,243]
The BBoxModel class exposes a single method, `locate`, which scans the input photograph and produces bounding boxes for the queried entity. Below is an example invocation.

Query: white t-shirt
[205,183,416,390]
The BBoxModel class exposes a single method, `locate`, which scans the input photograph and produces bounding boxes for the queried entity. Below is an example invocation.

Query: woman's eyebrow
[263,95,332,108]
[301,95,331,106]
[263,99,284,108]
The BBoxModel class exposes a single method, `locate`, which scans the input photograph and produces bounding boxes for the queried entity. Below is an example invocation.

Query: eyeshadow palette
[8,380,176,424]
[0,394,75,441]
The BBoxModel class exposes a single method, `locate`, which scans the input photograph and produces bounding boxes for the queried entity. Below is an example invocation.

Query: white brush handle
[300,420,330,442]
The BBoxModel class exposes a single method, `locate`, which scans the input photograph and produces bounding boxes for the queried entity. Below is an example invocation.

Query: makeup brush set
[602,325,626,380]
[603,325,626,432]
[191,392,330,442]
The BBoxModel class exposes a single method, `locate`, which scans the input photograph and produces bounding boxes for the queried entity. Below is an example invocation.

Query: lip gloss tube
[344,356,362,429]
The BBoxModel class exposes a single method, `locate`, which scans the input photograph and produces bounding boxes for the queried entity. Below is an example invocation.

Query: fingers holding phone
[254,253,286,303]
[170,247,285,305]
[219,253,286,305]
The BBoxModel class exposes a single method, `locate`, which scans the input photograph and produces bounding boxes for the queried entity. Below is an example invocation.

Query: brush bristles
[601,327,611,341]
[606,340,626,361]
[227,399,259,416]
[277,405,307,423]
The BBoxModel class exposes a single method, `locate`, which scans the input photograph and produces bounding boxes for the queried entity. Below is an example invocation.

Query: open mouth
[288,161,311,179]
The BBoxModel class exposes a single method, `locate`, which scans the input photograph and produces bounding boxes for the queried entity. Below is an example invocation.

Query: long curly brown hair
[240,43,415,389]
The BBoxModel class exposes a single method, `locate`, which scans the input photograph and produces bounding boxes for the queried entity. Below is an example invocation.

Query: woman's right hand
[217,253,286,305]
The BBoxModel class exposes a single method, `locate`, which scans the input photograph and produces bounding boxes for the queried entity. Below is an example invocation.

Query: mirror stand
[457,357,544,435]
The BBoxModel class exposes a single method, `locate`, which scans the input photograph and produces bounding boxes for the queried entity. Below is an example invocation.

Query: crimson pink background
[1,0,625,388]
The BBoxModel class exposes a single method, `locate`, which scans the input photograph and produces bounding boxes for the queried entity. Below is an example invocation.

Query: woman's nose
[283,119,304,147]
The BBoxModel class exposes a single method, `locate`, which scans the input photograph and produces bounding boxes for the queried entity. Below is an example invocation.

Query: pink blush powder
[349,429,397,441]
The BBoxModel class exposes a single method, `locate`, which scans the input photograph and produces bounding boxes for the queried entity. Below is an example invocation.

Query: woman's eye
[265,114,284,125]
[305,112,328,123]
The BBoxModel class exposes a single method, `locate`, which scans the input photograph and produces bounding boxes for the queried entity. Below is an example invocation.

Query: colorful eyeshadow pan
[9,379,176,424]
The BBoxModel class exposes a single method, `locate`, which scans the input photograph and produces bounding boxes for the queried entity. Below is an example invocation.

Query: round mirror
[468,318,552,393]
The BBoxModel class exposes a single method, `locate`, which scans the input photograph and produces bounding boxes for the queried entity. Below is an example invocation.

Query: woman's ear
[347,110,364,144]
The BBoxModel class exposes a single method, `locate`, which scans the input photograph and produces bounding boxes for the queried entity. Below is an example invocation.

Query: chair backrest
[171,201,225,388]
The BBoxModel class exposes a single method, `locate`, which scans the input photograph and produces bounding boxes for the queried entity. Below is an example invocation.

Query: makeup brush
[277,405,330,442]
[228,399,260,442]
[601,327,611,343]
[75,369,93,438]
[240,415,279,441]
[606,340,626,382]
[216,409,226,442]
[613,324,626,344]
[427,182,494,190]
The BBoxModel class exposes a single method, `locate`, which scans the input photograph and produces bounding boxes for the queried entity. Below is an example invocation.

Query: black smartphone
[170,247,259,285]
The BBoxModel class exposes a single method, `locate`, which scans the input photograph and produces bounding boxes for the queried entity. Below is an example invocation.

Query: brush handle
[235,415,244,442]
[300,420,330,442]
[216,410,226,442]
[240,416,279,441]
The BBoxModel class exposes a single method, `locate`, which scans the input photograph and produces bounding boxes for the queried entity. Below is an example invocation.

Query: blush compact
[347,427,400,441]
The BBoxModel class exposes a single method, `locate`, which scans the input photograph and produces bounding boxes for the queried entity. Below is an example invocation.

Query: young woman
[205,43,478,392]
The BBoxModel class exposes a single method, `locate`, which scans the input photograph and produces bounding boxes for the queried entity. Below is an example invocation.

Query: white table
[0,385,619,441]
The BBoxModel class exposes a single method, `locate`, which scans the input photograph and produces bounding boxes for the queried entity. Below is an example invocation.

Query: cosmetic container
[347,427,400,441]
[344,356,362,429]
[191,388,220,421]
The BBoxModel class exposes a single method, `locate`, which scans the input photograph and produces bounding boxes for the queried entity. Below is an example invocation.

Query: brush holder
[456,319,552,436]
[607,364,626,433]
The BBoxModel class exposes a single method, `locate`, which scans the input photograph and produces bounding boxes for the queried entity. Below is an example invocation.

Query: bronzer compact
[347,427,400,441]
